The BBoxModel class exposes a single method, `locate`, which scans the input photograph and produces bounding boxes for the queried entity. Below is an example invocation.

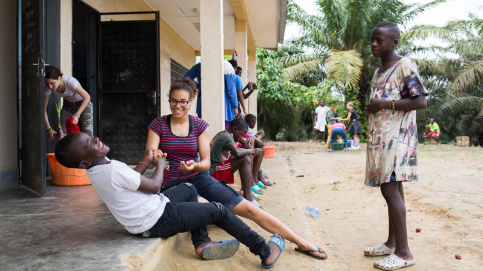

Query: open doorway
[73,0,99,136]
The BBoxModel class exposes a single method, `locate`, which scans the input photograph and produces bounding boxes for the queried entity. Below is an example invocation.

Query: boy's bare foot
[295,244,327,259]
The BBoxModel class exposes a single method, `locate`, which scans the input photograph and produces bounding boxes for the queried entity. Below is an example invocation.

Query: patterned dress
[365,57,428,187]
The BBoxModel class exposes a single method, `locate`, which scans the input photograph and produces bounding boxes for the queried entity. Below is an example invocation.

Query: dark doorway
[20,0,46,195]
[98,12,160,164]
[73,0,99,136]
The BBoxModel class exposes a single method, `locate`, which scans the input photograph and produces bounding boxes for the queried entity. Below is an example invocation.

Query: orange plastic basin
[45,153,90,186]
[264,146,276,158]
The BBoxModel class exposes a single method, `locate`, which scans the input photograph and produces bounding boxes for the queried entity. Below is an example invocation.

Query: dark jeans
[161,171,244,210]
[147,183,271,260]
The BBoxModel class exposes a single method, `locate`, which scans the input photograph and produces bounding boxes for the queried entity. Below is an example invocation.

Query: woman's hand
[366,98,386,114]
[180,160,197,172]
[47,129,57,141]
[72,114,80,125]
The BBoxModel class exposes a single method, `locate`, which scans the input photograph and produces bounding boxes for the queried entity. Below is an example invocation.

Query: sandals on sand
[295,247,328,260]
[201,240,240,260]
[364,243,395,256]
[251,185,264,194]
[374,254,415,270]
[261,234,285,269]
[257,181,267,189]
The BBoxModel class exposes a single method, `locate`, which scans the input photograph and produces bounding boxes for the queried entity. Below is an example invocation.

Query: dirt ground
[165,142,483,271]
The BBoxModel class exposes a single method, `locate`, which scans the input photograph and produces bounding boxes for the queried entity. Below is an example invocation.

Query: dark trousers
[146,183,271,261]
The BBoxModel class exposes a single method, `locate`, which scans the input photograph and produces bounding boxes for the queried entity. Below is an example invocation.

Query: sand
[165,142,483,270]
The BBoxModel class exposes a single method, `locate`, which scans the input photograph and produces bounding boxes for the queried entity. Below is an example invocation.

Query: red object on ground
[416,228,421,232]
[65,117,80,134]
[455,255,462,260]
[264,146,276,158]
[212,159,234,184]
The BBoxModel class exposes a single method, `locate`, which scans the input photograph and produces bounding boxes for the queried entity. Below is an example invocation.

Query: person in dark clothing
[340,101,362,149]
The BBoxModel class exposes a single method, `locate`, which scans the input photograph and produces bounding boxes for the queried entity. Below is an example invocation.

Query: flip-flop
[295,247,328,260]
[261,234,285,269]
[257,181,267,189]
[201,240,240,260]
[261,179,273,186]
[251,185,264,194]
[374,253,415,270]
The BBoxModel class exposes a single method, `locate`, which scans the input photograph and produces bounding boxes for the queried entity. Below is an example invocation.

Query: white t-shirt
[315,106,329,125]
[86,160,169,234]
[44,75,84,103]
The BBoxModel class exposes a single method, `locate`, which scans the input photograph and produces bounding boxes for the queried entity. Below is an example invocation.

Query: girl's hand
[154,149,167,159]
[180,160,196,172]
[72,114,80,125]
[47,129,57,141]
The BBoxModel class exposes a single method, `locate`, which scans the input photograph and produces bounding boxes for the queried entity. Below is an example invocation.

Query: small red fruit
[416,228,421,232]
[455,254,461,260]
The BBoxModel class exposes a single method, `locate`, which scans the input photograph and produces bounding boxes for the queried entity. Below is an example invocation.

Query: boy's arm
[227,143,261,158]
[366,95,427,114]
[137,157,168,194]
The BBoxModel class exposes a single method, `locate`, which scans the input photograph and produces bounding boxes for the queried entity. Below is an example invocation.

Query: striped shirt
[148,115,209,183]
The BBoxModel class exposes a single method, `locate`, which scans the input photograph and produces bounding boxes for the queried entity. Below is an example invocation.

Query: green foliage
[256,48,344,141]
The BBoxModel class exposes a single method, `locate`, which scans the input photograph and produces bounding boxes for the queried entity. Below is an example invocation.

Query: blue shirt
[183,63,201,115]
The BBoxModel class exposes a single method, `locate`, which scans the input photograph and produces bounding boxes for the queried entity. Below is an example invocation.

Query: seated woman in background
[143,78,328,261]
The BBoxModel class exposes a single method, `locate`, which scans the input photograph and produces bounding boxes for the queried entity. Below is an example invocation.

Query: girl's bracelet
[46,127,52,131]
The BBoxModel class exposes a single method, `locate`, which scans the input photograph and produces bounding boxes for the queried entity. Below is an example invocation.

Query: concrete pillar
[200,0,224,135]
[247,51,257,130]
[60,0,73,74]
[235,20,247,84]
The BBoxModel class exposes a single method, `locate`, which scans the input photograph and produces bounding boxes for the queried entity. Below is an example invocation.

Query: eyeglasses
[168,99,189,107]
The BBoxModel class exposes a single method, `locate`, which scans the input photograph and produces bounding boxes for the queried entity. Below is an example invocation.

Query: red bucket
[45,153,90,186]
[264,146,276,158]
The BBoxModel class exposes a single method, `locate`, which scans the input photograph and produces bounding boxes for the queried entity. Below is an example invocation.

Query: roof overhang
[143,0,287,52]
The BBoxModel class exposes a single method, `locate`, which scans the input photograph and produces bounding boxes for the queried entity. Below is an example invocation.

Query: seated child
[328,122,349,152]
[54,132,285,268]
[210,118,264,207]
[245,114,272,186]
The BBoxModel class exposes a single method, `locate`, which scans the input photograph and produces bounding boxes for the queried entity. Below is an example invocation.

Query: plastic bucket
[45,153,91,186]
[264,146,276,158]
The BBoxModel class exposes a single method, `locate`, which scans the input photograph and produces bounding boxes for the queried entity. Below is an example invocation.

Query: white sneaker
[354,146,360,150]
[308,140,313,143]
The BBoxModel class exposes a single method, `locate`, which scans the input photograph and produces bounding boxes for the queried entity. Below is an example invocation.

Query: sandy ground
[165,142,483,271]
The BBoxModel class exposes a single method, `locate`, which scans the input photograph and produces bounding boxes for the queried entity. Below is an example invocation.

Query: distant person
[364,21,427,271]
[327,122,348,152]
[228,60,257,117]
[44,65,93,141]
[183,63,202,117]
[424,118,441,144]
[54,132,285,267]
[340,101,362,149]
[245,114,272,186]
[325,104,339,150]
[309,100,329,144]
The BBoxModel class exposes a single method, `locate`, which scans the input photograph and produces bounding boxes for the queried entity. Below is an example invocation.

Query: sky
[284,0,483,42]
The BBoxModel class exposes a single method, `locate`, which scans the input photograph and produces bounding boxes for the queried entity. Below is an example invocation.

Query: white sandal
[374,253,415,270]
[364,243,394,256]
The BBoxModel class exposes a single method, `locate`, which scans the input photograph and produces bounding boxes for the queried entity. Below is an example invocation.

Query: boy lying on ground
[54,132,285,268]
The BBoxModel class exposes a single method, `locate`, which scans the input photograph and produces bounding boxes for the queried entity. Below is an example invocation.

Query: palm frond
[277,53,322,68]
[283,59,324,81]
[449,59,483,92]
[327,50,363,89]
[400,0,446,24]
[401,25,457,42]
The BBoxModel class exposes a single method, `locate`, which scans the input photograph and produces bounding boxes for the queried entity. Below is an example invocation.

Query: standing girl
[340,101,362,149]
[44,65,93,141]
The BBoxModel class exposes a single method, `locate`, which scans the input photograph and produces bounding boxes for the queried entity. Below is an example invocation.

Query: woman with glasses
[143,78,328,261]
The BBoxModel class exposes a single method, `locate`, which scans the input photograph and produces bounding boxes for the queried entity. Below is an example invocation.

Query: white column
[235,20,247,84]
[60,0,73,74]
[247,52,257,130]
[200,0,224,135]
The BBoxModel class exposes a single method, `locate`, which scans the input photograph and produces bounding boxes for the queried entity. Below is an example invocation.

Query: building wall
[0,0,19,189]
[61,0,196,116]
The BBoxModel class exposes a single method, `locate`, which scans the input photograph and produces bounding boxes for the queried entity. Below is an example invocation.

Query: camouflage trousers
[60,101,93,136]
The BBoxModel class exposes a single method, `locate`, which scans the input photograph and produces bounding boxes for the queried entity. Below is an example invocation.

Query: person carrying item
[364,21,428,271]
[145,78,328,261]
[328,122,349,152]
[54,132,285,268]
[340,101,362,149]
[44,65,93,141]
